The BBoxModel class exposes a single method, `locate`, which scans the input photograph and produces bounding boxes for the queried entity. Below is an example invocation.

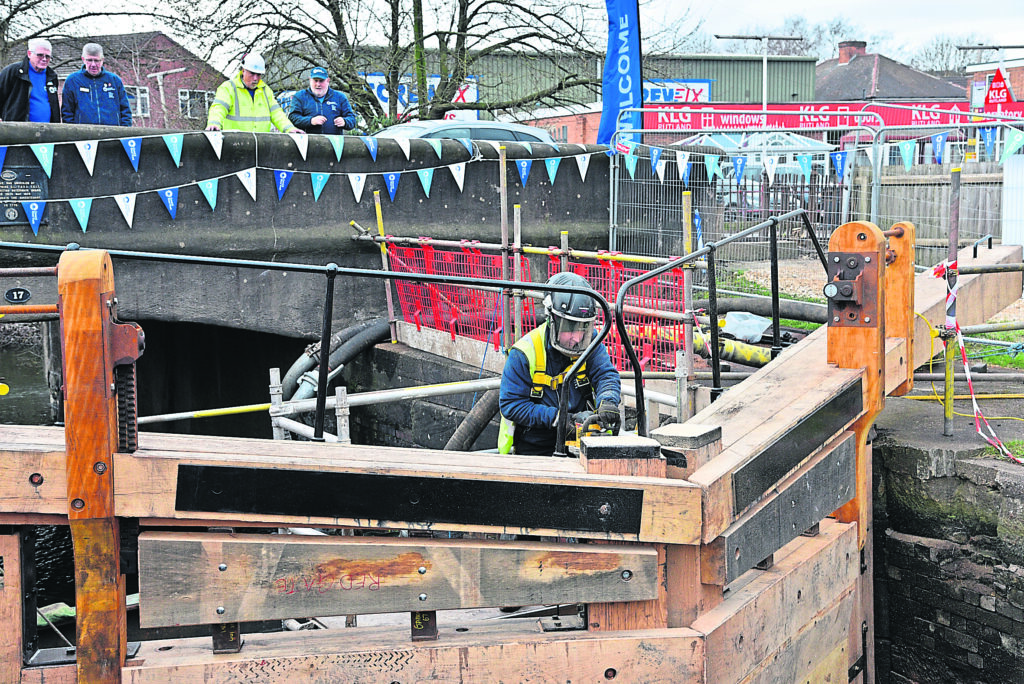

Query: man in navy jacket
[61,43,132,126]
[288,66,357,134]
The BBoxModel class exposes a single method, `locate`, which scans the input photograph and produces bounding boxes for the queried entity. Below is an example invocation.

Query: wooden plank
[0,533,24,683]
[20,665,78,684]
[113,452,702,545]
[138,533,659,628]
[122,620,705,683]
[702,431,856,586]
[692,519,859,684]
[0,447,67,516]
[884,337,909,397]
[884,221,915,397]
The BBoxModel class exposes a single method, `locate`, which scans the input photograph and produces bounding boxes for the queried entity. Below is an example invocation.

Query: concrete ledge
[651,422,722,450]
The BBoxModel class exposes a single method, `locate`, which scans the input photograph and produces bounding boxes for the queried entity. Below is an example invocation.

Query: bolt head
[620,570,633,581]
[71,498,85,510]
[219,564,228,572]
[418,593,428,601]
[216,606,225,615]
[418,566,427,574]
[93,462,107,474]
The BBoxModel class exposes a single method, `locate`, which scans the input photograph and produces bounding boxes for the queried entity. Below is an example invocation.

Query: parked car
[716,160,822,221]
[375,120,555,143]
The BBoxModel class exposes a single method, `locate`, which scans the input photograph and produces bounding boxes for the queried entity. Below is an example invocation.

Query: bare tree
[908,34,997,72]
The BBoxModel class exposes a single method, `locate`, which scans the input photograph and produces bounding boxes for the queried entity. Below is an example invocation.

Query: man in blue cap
[288,66,357,135]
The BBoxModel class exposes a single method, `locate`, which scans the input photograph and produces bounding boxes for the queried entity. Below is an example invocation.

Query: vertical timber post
[57,249,127,683]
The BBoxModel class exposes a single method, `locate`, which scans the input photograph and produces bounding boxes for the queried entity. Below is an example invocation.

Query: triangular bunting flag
[427,139,443,159]
[545,157,561,186]
[75,140,98,176]
[275,170,294,200]
[676,151,690,186]
[548,143,559,153]
[483,141,503,155]
[395,137,411,160]
[361,136,378,161]
[624,153,638,179]
[575,154,591,182]
[650,147,662,174]
[70,198,91,232]
[328,136,344,161]
[199,179,218,211]
[349,173,366,203]
[30,144,53,178]
[417,168,434,198]
[680,160,691,186]
[764,156,778,185]
[160,188,178,219]
[930,132,948,164]
[981,127,997,159]
[384,172,400,201]
[450,163,466,192]
[21,201,44,235]
[114,193,136,228]
[204,131,223,159]
[289,132,308,160]
[311,173,329,201]
[0,145,6,170]
[520,142,532,155]
[1001,128,1024,163]
[236,168,257,201]
[458,138,473,155]
[694,208,703,250]
[162,134,183,167]
[516,159,532,186]
[830,151,848,181]
[703,154,721,181]
[796,154,812,183]
[120,137,142,172]
[731,156,747,183]
[898,140,916,171]
[654,158,666,183]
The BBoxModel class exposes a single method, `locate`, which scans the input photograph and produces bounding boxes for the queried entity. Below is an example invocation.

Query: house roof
[816,52,966,101]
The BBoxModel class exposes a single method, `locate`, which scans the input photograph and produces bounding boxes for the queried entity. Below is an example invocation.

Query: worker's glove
[597,399,621,434]
[571,411,594,429]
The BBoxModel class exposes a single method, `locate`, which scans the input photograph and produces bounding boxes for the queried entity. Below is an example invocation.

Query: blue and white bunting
[70,198,92,232]
[545,157,560,186]
[1001,128,1024,163]
[114,193,136,228]
[160,188,178,219]
[288,132,308,160]
[395,137,411,160]
[764,156,778,185]
[0,145,6,170]
[650,147,662,175]
[898,140,916,171]
[457,138,473,155]
[703,154,721,181]
[417,168,434,198]
[30,144,53,178]
[311,173,329,201]
[624,153,638,179]
[120,137,142,172]
[796,154,812,183]
[676,151,690,186]
[450,163,466,192]
[275,170,294,200]
[427,139,443,159]
[328,136,344,161]
[204,131,223,159]
[575,153,591,182]
[520,142,532,155]
[199,179,218,211]
[731,155,747,183]
[75,140,98,175]
[930,132,948,164]
[162,134,183,167]
[349,173,366,203]
[361,136,378,161]
[654,158,666,183]
[694,208,703,249]
[21,201,44,235]
[830,151,848,181]
[516,159,532,186]
[384,172,400,201]
[981,127,997,159]
[236,168,257,201]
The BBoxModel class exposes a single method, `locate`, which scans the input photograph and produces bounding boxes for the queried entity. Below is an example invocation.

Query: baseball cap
[310,66,328,80]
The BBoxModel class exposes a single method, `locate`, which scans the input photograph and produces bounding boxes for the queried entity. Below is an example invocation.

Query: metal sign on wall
[0,167,48,226]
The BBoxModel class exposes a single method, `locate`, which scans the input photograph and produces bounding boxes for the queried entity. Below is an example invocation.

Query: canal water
[0,341,51,426]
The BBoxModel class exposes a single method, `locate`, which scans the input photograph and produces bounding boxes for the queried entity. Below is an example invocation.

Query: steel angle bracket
[824,251,880,328]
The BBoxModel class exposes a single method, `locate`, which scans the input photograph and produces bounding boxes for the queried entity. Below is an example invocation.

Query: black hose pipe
[291,321,391,401]
[281,319,385,400]
[691,297,828,324]
[444,389,500,451]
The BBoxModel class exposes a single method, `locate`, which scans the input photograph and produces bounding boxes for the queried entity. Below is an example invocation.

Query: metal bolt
[219,564,228,572]
[598,503,611,516]
[216,607,225,615]
[93,462,107,474]
[620,570,633,581]
[864,317,871,323]
[846,257,858,269]
[865,256,872,263]
[833,316,840,323]
[71,498,85,510]
[418,593,428,601]
[833,256,840,262]
[418,566,427,575]
[858,232,867,240]
[29,473,44,486]
[110,383,116,392]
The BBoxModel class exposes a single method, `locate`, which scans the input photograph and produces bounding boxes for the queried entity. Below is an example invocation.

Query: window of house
[125,86,150,118]
[179,90,215,119]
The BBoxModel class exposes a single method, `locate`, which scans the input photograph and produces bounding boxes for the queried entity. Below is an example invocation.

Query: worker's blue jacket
[61,68,132,126]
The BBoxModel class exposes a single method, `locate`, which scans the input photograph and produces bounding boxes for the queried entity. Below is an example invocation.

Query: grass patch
[722,268,827,305]
[780,319,822,332]
[983,439,1024,459]
[964,329,1024,370]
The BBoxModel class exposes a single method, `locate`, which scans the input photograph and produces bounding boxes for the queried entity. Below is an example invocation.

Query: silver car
[375,120,555,143]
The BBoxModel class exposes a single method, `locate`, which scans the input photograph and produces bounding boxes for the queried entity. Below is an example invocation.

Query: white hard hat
[241,52,266,74]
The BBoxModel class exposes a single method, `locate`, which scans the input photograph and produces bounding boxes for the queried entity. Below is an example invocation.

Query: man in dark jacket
[0,38,60,123]
[288,66,357,135]
[61,43,132,126]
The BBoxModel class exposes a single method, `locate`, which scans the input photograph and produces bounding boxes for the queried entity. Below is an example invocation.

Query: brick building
[966,57,1024,109]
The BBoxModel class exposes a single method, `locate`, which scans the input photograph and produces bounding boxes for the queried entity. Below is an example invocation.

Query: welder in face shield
[497,272,622,455]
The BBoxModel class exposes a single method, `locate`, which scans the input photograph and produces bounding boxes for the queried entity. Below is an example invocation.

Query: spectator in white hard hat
[206,52,300,133]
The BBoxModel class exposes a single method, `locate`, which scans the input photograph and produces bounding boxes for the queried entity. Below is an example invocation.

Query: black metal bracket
[825,252,879,328]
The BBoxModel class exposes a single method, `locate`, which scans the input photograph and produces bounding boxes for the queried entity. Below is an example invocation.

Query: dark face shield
[548,313,595,357]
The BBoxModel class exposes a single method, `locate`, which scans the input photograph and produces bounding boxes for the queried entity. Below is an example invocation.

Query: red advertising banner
[986,68,1013,105]
[643,101,1024,131]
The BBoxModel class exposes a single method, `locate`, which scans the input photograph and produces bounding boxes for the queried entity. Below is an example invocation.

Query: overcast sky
[643,0,1024,61]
